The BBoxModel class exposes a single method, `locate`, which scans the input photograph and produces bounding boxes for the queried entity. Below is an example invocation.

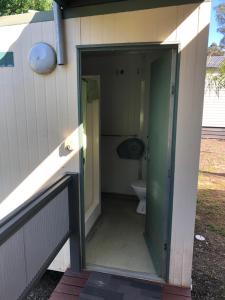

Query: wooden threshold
[163,284,192,299]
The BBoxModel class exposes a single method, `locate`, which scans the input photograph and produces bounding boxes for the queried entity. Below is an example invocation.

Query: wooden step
[50,269,191,300]
[49,269,89,300]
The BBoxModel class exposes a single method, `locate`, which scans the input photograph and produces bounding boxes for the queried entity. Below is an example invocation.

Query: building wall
[0,18,80,271]
[0,1,210,285]
[203,72,225,128]
[0,19,80,207]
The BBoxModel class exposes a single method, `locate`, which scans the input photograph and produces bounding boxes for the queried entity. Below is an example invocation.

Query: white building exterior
[203,56,225,128]
[0,0,211,288]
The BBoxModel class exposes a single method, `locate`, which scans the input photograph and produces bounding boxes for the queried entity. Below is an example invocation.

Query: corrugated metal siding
[0,1,210,286]
[206,56,225,68]
[0,20,80,273]
[24,188,69,282]
[203,87,225,128]
[0,19,80,204]
[0,188,70,300]
[0,230,27,300]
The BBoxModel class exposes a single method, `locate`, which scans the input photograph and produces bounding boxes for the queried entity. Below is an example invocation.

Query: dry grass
[192,139,225,299]
[198,139,225,237]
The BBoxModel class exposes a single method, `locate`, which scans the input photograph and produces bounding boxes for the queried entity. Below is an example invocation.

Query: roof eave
[54,0,204,9]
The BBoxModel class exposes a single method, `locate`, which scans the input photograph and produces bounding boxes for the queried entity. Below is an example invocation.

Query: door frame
[76,43,179,281]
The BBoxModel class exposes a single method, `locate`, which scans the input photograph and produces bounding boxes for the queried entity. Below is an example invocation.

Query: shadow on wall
[168,24,209,286]
[0,4,208,222]
[0,126,84,221]
[0,11,81,220]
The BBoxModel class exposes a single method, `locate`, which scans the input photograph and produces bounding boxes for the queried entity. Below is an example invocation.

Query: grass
[206,223,225,237]
[197,139,225,236]
[192,139,225,299]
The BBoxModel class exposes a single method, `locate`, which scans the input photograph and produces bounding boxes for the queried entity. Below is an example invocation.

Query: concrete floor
[86,195,156,276]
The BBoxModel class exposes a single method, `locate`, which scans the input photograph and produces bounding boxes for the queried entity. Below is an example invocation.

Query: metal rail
[0,173,80,300]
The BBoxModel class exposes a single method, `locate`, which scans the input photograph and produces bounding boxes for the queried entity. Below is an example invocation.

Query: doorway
[78,45,177,281]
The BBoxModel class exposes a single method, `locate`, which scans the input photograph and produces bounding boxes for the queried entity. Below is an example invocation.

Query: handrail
[0,174,71,244]
[0,173,81,300]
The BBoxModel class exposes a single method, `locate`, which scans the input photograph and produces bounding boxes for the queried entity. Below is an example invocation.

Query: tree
[207,60,225,92]
[216,3,225,48]
[206,4,225,90]
[0,0,52,16]
[208,42,224,56]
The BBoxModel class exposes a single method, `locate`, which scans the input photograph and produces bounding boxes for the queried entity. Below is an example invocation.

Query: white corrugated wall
[203,78,225,127]
[0,19,80,205]
[0,1,210,286]
[0,19,81,272]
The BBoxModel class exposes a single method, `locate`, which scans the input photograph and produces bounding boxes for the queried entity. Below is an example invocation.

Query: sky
[208,0,225,46]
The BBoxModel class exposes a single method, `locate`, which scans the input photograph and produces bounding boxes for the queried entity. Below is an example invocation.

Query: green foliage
[207,3,225,90]
[207,61,225,91]
[208,43,224,56]
[216,4,225,48]
[0,0,52,16]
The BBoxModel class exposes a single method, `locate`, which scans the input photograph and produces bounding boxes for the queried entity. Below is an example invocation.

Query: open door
[145,49,176,278]
[82,76,101,236]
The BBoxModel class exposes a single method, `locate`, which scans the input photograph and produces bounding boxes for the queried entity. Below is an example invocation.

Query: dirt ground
[26,271,62,300]
[192,139,225,300]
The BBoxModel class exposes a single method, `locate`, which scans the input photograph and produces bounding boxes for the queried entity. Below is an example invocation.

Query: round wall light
[28,42,56,74]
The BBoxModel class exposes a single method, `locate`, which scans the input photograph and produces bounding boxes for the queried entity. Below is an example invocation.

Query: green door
[145,49,176,278]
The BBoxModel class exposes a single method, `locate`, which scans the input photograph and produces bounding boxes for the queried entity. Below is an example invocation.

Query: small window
[0,52,14,67]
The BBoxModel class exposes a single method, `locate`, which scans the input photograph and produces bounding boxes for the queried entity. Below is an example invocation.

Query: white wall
[83,53,145,194]
[0,1,210,285]
[0,18,81,271]
[203,73,225,127]
[0,19,80,207]
[79,2,210,287]
[82,76,101,236]
[82,52,163,195]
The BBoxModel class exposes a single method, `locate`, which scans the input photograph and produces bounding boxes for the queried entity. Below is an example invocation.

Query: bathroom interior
[81,47,173,280]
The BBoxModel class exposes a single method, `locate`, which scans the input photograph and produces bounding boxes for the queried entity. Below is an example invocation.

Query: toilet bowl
[131,180,146,215]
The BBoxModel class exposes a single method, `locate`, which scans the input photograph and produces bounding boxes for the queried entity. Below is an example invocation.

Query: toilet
[117,138,146,215]
[131,180,146,215]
